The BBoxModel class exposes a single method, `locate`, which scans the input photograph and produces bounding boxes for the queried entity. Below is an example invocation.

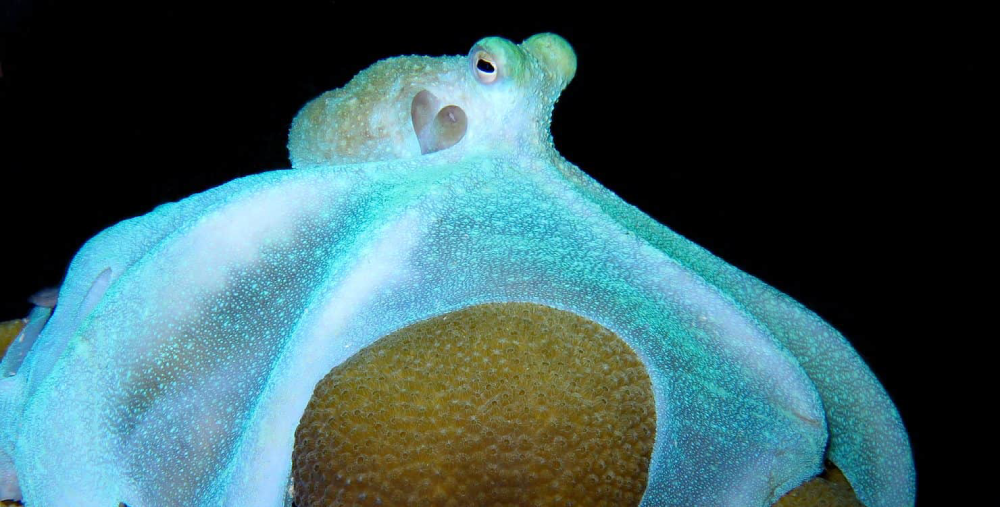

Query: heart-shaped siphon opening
[411,89,467,155]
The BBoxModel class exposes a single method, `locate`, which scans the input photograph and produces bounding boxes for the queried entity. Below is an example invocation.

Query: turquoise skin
[0,34,913,506]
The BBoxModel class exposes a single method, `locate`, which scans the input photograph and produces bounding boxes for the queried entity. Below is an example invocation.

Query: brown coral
[775,462,864,507]
[0,319,26,360]
[292,302,656,507]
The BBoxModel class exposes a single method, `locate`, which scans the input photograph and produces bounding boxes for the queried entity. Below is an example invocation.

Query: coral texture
[294,302,655,507]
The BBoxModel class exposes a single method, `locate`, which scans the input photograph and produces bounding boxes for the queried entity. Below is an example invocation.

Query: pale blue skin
[0,34,914,506]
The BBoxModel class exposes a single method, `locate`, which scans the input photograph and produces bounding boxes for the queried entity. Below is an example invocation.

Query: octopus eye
[473,51,498,84]
[477,58,495,73]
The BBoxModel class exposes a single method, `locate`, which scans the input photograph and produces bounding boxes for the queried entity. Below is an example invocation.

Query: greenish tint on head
[522,33,578,92]
[469,33,577,103]
[289,33,578,168]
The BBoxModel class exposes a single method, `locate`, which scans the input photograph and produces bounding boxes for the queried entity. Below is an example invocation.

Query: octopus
[0,33,913,506]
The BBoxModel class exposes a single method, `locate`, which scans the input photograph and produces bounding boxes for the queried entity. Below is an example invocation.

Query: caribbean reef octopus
[0,33,914,506]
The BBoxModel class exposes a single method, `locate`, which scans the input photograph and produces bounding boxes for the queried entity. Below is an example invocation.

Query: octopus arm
[5,155,888,506]
[557,160,916,506]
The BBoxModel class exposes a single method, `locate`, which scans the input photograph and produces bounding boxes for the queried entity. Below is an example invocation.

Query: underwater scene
[0,2,944,506]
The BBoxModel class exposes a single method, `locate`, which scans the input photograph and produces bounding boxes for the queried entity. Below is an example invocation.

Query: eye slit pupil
[477,59,496,73]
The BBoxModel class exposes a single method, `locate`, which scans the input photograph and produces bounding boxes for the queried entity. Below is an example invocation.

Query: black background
[0,1,983,504]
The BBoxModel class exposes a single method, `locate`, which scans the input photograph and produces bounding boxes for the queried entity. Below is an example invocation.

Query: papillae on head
[287,33,576,169]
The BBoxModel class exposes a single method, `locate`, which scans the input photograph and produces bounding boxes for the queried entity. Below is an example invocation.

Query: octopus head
[288,33,577,168]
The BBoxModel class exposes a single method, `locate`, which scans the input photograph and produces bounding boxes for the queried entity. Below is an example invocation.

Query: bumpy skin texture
[0,34,913,506]
[294,302,656,507]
